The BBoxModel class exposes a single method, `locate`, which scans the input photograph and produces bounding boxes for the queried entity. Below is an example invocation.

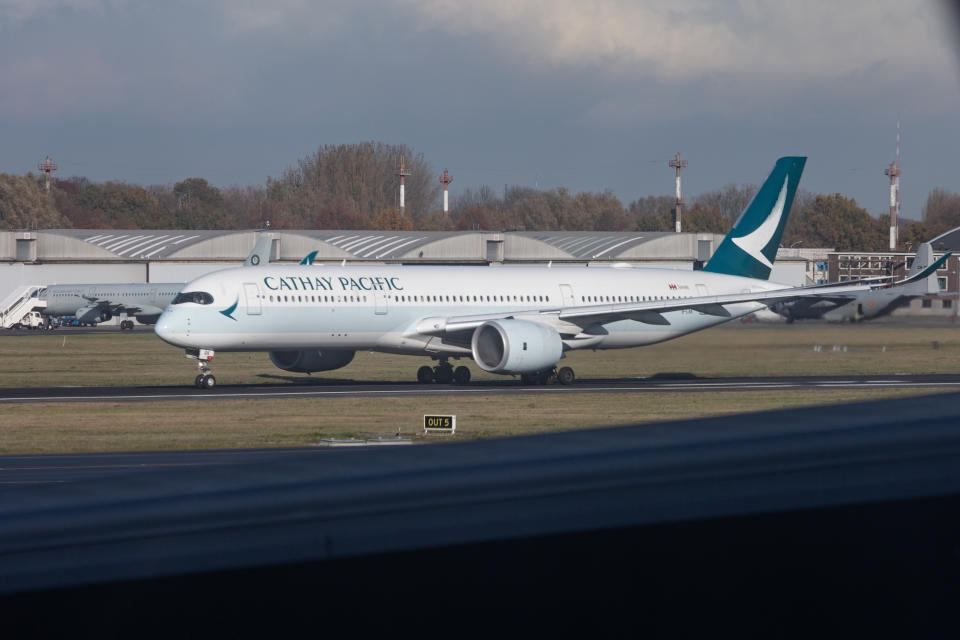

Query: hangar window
[172,291,214,305]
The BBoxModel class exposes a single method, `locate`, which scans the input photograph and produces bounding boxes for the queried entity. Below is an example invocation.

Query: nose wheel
[186,348,217,390]
[194,373,216,389]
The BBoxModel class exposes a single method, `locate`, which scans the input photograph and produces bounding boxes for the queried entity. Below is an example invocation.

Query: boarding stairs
[0,285,46,328]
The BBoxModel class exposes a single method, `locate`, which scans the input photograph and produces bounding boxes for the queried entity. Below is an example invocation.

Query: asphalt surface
[2,390,960,607]
[0,447,333,487]
[1,373,959,404]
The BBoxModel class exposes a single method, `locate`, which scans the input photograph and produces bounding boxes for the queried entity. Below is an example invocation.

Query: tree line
[1,141,958,252]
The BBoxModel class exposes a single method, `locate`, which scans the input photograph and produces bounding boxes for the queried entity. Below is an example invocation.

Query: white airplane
[769,242,942,322]
[155,157,948,389]
[34,237,275,330]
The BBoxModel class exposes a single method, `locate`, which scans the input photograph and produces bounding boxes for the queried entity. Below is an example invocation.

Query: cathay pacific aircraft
[155,157,948,389]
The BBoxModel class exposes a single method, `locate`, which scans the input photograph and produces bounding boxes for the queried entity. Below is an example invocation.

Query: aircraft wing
[409,280,876,338]
[80,296,160,317]
[410,252,951,338]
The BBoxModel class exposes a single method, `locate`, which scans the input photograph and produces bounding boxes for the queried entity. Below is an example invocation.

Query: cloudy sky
[1,0,958,220]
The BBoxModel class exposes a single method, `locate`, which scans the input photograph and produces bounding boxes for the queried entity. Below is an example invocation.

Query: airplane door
[696,284,708,297]
[559,284,575,307]
[243,282,262,315]
[374,292,388,315]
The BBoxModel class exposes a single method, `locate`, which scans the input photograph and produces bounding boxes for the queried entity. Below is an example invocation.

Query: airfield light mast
[394,155,412,214]
[439,168,453,214]
[884,118,901,250]
[37,156,58,192]
[668,152,687,233]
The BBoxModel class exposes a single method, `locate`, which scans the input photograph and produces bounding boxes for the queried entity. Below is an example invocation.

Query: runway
[2,373,960,404]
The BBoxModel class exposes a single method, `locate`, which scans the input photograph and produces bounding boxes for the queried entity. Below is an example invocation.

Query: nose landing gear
[186,348,217,390]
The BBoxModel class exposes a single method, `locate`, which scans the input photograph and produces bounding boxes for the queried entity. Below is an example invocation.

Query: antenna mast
[37,156,58,192]
[668,152,687,233]
[884,118,901,250]
[394,155,412,214]
[439,168,453,214]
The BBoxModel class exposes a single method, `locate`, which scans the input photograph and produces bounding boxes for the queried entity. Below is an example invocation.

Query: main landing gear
[520,366,576,386]
[415,360,576,386]
[186,348,217,390]
[417,359,471,385]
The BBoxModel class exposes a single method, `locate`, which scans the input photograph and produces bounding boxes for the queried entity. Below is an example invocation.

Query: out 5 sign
[424,414,456,435]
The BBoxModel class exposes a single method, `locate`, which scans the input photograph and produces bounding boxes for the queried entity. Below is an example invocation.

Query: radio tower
[37,156,58,192]
[668,152,687,233]
[884,118,901,250]
[439,168,453,213]
[394,155,411,214]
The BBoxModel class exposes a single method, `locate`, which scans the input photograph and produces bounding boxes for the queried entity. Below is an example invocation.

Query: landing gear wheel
[537,370,556,385]
[434,364,454,384]
[520,373,536,385]
[453,366,471,385]
[557,366,575,385]
[202,374,216,389]
[417,365,434,383]
[195,374,204,388]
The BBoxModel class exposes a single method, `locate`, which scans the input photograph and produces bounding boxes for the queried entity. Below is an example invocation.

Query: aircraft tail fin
[244,236,273,267]
[903,242,942,295]
[300,250,318,266]
[703,156,806,280]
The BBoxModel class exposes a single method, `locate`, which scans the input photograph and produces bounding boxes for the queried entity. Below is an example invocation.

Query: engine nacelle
[471,319,563,374]
[76,306,111,324]
[269,349,356,373]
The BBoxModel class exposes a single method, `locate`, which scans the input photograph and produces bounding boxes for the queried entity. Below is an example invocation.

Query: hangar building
[0,229,729,310]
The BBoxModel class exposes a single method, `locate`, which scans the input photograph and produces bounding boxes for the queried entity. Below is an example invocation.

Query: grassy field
[0,321,958,453]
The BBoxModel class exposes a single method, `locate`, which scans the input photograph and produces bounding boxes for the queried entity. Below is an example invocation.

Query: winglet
[244,236,273,267]
[300,250,318,266]
[894,251,950,287]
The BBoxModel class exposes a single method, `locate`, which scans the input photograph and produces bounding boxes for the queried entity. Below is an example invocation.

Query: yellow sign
[424,414,456,434]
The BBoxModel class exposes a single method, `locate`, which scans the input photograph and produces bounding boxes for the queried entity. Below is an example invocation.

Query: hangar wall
[0,228,737,304]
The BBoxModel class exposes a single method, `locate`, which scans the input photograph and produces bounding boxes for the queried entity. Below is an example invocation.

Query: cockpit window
[172,291,214,305]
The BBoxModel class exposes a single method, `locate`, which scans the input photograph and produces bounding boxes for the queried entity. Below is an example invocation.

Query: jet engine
[75,306,112,324]
[269,349,356,373]
[471,319,563,374]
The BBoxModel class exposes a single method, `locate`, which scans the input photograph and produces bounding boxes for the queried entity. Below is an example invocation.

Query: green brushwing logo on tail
[704,156,806,280]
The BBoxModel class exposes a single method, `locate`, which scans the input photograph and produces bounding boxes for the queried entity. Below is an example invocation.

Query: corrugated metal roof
[9,229,717,262]
[513,232,670,260]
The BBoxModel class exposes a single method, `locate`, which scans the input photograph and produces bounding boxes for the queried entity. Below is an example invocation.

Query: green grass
[0,388,943,454]
[0,322,958,453]
[1,323,959,388]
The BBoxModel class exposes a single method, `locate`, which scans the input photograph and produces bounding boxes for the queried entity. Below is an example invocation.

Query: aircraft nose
[155,309,187,346]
